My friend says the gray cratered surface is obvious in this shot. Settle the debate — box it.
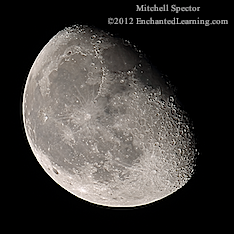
[23,25,197,207]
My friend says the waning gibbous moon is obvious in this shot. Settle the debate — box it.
[22,25,197,207]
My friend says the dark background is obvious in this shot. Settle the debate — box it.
[12,1,231,228]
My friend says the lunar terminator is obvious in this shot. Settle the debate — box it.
[23,25,197,207]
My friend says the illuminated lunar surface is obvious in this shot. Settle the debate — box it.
[23,25,197,207]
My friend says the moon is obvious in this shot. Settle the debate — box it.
[23,25,197,207]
